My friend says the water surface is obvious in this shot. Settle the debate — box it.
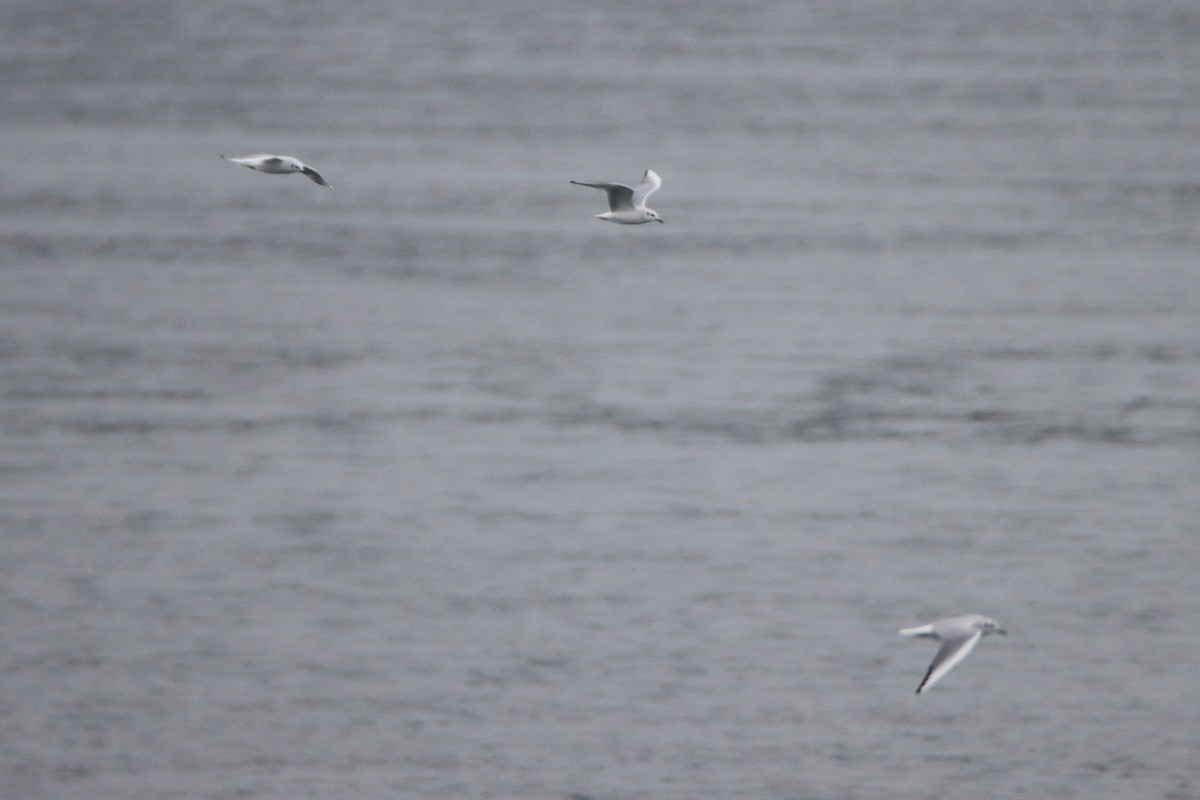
[1,2,1199,799]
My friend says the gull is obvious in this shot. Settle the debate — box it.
[570,169,664,224]
[899,614,1005,694]
[221,154,332,188]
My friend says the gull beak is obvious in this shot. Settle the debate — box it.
[657,218,665,223]
[996,628,1007,636]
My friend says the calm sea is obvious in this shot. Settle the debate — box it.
[1,1,1198,798]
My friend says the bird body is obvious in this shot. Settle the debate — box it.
[900,614,1005,694]
[221,154,331,187]
[571,169,663,224]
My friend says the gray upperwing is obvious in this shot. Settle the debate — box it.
[302,166,331,187]
[571,180,635,212]
[222,155,278,169]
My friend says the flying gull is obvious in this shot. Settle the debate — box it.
[899,614,1005,694]
[221,154,332,188]
[570,169,664,224]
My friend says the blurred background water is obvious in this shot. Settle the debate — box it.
[1,1,1199,798]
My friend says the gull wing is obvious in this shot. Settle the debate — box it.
[570,180,636,212]
[222,154,276,167]
[632,169,661,207]
[302,165,331,187]
[898,623,937,638]
[916,629,982,694]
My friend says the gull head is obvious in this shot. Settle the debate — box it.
[977,617,1006,636]
[644,209,664,224]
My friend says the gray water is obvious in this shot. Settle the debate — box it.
[2,1,1199,798]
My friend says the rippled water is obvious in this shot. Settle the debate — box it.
[2,1,1199,799]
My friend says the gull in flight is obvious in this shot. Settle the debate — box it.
[221,154,332,188]
[570,169,664,224]
[899,614,1005,694]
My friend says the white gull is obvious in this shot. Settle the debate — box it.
[221,154,332,188]
[899,614,1005,694]
[570,169,664,224]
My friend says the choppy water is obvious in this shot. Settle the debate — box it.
[2,1,1199,799]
